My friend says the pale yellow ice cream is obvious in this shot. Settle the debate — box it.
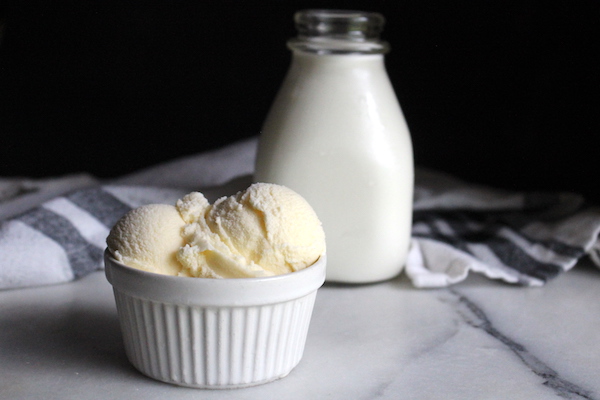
[106,204,185,276]
[106,183,325,278]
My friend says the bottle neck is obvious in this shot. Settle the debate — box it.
[288,9,390,55]
[287,37,389,55]
[289,50,385,69]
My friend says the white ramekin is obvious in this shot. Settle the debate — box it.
[104,250,326,389]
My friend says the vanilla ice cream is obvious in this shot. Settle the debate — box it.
[106,204,185,276]
[106,183,325,278]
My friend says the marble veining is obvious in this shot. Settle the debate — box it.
[445,289,595,400]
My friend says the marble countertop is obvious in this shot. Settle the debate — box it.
[2,260,599,400]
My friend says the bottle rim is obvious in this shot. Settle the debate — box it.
[294,9,385,40]
[290,9,389,55]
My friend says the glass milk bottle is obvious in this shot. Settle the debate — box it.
[254,9,414,283]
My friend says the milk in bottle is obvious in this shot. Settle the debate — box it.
[254,10,414,283]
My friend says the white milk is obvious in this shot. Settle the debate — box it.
[254,11,414,283]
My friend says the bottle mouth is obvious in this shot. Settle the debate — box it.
[294,9,385,41]
[290,9,389,55]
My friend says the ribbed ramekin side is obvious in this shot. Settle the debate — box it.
[112,290,318,388]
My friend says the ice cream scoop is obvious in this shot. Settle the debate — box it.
[106,183,325,278]
[106,203,185,276]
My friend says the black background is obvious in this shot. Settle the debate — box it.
[1,1,599,202]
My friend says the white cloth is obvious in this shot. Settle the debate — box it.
[407,169,600,287]
[1,137,599,290]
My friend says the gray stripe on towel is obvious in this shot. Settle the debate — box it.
[18,207,103,277]
[67,188,131,228]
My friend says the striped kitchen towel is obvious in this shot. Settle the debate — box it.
[406,168,600,288]
[1,137,599,289]
[0,185,190,289]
